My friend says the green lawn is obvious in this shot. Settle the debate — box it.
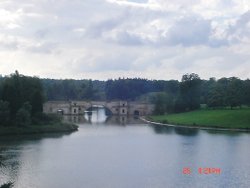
[150,109,250,129]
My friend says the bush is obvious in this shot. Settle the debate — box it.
[162,119,169,124]
[32,113,62,125]
[16,108,31,127]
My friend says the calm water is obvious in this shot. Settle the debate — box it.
[0,108,250,188]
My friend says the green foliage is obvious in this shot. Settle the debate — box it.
[243,79,250,105]
[31,90,43,115]
[83,80,95,100]
[179,73,202,111]
[0,100,10,126]
[0,71,44,126]
[0,72,78,135]
[1,71,44,117]
[32,113,62,125]
[16,107,31,127]
[227,77,243,108]
[207,83,225,107]
[105,78,179,101]
[1,71,250,122]
[43,79,104,101]
[0,122,78,136]
[207,77,245,109]
[153,92,174,115]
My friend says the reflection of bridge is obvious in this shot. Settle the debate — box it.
[62,115,143,125]
[43,101,155,116]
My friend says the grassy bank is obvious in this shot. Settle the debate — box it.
[0,122,78,136]
[150,109,250,129]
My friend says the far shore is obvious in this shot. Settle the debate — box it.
[143,109,250,132]
[0,123,78,136]
[141,117,250,132]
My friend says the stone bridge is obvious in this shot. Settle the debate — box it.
[43,101,155,116]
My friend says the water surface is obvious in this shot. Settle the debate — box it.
[1,108,250,188]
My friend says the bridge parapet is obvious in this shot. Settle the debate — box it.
[43,100,154,116]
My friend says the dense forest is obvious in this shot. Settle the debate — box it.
[0,71,61,127]
[1,71,250,121]
[40,73,250,114]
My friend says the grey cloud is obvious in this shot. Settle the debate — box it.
[127,0,148,3]
[108,30,144,45]
[26,42,58,54]
[166,16,212,46]
[207,38,228,48]
[71,52,137,73]
[85,16,125,38]
[0,41,18,50]
[227,11,250,42]
[0,0,250,80]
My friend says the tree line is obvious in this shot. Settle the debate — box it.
[153,73,250,114]
[1,71,250,121]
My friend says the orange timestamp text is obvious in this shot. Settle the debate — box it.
[182,167,221,175]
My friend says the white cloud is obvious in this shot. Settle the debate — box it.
[0,0,249,80]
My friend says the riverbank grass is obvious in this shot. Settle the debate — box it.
[0,122,78,136]
[150,109,250,129]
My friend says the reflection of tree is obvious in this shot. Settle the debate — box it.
[0,155,4,167]
[0,149,20,187]
[205,130,241,136]
[0,151,14,188]
[0,182,13,188]
[0,133,71,188]
[174,127,199,136]
[152,125,174,134]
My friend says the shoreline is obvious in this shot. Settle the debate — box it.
[0,123,78,136]
[140,117,250,132]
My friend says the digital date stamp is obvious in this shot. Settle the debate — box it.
[183,167,221,175]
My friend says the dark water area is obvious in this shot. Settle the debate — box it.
[1,108,250,188]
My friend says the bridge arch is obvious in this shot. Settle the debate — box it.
[43,101,154,116]
[134,110,140,116]
[85,105,113,116]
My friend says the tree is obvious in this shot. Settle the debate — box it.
[2,71,23,117]
[207,84,225,108]
[154,93,167,115]
[200,77,216,104]
[83,80,95,100]
[243,79,250,106]
[0,100,10,126]
[16,102,32,127]
[152,92,175,115]
[0,71,45,126]
[226,77,243,109]
[31,90,43,115]
[180,73,202,111]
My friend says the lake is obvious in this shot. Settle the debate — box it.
[1,108,250,188]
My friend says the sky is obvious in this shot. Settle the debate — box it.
[0,0,250,80]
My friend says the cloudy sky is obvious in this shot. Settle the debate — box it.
[0,0,250,80]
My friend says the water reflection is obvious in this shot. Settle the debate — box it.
[1,109,250,188]
[0,147,21,186]
[84,107,108,123]
[62,107,142,125]
[205,130,243,136]
[174,127,199,136]
[150,124,199,136]
[0,132,75,187]
[151,124,174,134]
